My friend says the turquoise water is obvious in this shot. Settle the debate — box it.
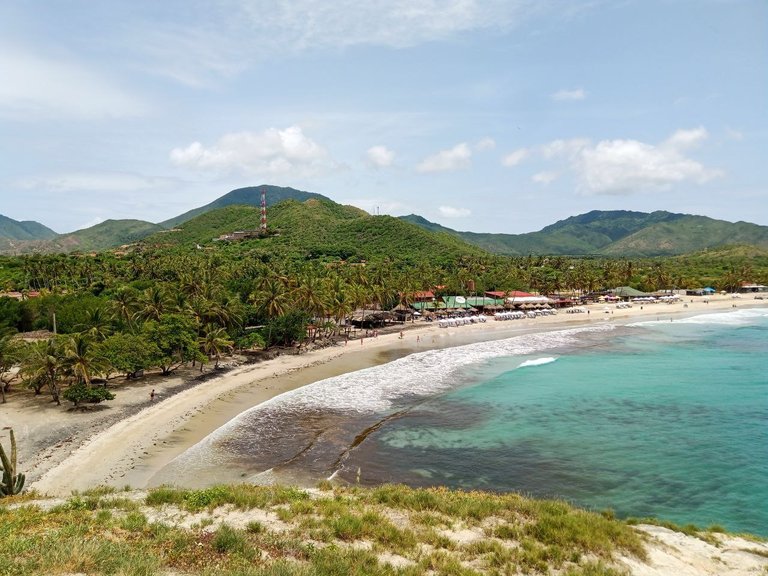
[160,308,768,535]
[363,310,768,535]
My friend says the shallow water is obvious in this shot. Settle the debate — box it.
[155,308,768,535]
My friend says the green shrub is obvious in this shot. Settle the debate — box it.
[62,383,115,407]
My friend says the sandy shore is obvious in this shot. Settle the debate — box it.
[2,293,761,497]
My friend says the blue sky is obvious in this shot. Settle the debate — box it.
[1,0,765,234]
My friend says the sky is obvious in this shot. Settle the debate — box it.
[1,0,766,234]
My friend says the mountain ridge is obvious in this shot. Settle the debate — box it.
[160,185,332,228]
[400,210,768,256]
[2,185,768,257]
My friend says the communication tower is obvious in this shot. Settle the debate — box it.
[260,189,267,231]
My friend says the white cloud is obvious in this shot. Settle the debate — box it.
[170,126,333,176]
[725,127,744,141]
[366,145,395,168]
[475,137,496,151]
[439,205,471,218]
[574,129,722,195]
[541,138,590,159]
[17,172,169,193]
[417,143,472,173]
[532,171,558,185]
[0,44,144,120]
[129,25,248,87]
[238,1,543,51]
[125,1,551,86]
[502,148,530,166]
[664,126,708,149]
[551,88,586,101]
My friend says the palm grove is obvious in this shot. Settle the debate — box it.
[0,236,764,406]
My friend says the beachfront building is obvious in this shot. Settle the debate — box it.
[739,283,768,294]
[686,287,716,296]
[608,286,652,301]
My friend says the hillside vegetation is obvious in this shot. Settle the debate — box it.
[0,220,164,255]
[0,215,58,247]
[401,210,768,256]
[161,185,332,228]
[1,483,648,575]
[147,199,487,264]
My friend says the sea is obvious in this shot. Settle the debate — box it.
[155,307,768,536]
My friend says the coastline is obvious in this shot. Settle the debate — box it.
[14,294,764,497]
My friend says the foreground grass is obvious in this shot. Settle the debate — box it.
[0,483,650,575]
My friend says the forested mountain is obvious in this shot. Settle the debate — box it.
[0,214,58,241]
[401,210,768,256]
[4,184,768,258]
[146,199,487,264]
[0,220,164,255]
[160,185,332,228]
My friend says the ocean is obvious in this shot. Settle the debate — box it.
[154,308,768,536]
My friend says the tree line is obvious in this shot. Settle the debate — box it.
[1,247,765,405]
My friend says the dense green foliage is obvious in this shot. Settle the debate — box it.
[145,199,488,265]
[161,184,333,228]
[61,382,115,406]
[0,214,57,241]
[401,210,768,256]
[0,219,165,255]
[1,195,767,408]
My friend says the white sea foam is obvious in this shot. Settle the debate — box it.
[518,357,557,368]
[180,324,615,456]
[628,307,768,328]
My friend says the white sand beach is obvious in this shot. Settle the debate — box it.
[2,293,762,497]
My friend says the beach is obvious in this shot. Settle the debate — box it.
[2,293,761,498]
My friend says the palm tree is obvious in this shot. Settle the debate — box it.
[199,325,234,369]
[135,285,168,322]
[295,273,328,322]
[64,333,109,387]
[110,286,138,329]
[81,307,112,341]
[0,332,22,404]
[251,276,290,319]
[21,338,65,405]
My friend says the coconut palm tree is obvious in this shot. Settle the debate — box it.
[199,325,234,369]
[135,285,168,323]
[64,333,109,387]
[251,276,290,319]
[0,332,23,404]
[110,286,138,329]
[21,338,65,405]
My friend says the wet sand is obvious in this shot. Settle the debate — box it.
[17,294,763,496]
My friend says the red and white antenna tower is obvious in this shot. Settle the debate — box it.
[260,189,267,231]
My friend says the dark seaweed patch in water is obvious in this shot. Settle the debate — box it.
[337,435,620,501]
[390,397,491,431]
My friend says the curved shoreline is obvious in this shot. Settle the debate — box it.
[26,295,766,496]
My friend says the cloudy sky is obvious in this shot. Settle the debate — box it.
[1,0,765,234]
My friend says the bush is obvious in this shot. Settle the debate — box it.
[62,383,115,407]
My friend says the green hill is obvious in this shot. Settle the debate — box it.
[160,185,332,228]
[0,214,58,241]
[52,219,165,252]
[401,210,768,256]
[146,199,487,263]
[0,219,164,254]
[602,215,768,256]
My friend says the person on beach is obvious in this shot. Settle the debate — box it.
[399,331,404,339]
[150,389,155,402]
